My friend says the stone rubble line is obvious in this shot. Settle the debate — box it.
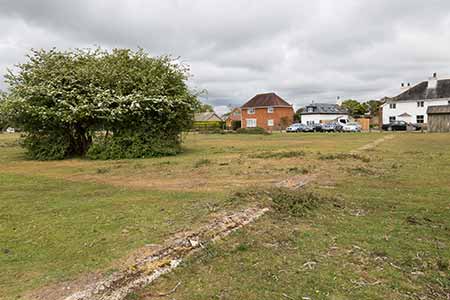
[64,206,270,300]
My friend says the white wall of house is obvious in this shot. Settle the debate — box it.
[301,114,349,125]
[382,98,450,124]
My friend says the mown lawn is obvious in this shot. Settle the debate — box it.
[1,132,449,300]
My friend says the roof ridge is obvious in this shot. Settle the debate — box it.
[241,92,292,108]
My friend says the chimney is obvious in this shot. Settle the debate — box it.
[400,82,409,92]
[428,73,438,89]
[336,96,342,106]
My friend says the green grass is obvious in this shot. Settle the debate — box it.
[132,133,450,300]
[0,173,228,298]
[1,132,449,300]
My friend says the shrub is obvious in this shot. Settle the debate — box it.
[319,152,370,162]
[249,151,305,159]
[270,188,323,217]
[0,48,197,160]
[87,132,181,160]
[236,127,269,135]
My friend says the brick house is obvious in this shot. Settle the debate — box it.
[241,92,294,130]
[224,108,241,129]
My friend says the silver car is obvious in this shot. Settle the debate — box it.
[342,122,362,132]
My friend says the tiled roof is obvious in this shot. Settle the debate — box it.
[194,112,223,122]
[241,92,292,108]
[392,79,450,101]
[300,103,348,115]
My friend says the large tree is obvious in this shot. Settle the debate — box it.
[365,100,382,116]
[341,99,368,117]
[0,48,198,160]
[0,92,7,131]
[294,108,305,122]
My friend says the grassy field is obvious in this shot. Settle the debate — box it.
[1,132,449,300]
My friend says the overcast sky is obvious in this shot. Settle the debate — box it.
[1,0,450,113]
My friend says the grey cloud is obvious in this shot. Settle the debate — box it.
[1,0,450,110]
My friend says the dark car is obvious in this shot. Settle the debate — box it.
[321,122,343,132]
[311,124,324,132]
[382,121,421,131]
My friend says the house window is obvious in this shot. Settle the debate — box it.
[416,115,424,123]
[389,116,396,122]
[448,100,450,105]
[246,119,257,128]
[247,108,255,115]
[389,103,396,109]
[267,107,274,113]
[417,101,424,107]
[307,107,314,113]
[306,121,315,126]
[233,110,240,116]
[267,119,274,126]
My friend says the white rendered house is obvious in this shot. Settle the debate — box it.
[381,74,450,125]
[299,103,349,126]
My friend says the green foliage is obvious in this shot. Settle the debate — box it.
[236,127,268,134]
[0,48,197,160]
[249,150,306,159]
[21,131,74,160]
[366,100,382,116]
[319,152,370,162]
[270,188,325,217]
[194,102,214,113]
[87,131,181,160]
[192,121,224,133]
[341,99,368,117]
[294,108,304,122]
[0,92,8,131]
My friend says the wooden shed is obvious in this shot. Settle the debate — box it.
[427,105,450,132]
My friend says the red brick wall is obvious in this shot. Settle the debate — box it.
[241,106,294,130]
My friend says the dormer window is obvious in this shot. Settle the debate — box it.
[307,107,314,113]
[248,108,255,114]
[267,106,274,113]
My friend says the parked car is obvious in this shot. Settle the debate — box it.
[321,122,343,132]
[382,121,421,131]
[6,127,15,133]
[342,122,362,132]
[311,124,324,132]
[286,123,314,132]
